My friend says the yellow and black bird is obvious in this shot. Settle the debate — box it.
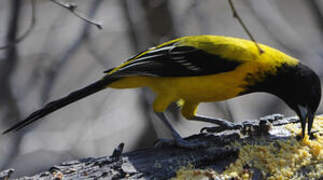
[3,35,321,148]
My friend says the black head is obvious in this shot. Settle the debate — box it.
[244,63,321,137]
[283,64,321,137]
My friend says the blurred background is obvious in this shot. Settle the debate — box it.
[0,0,323,177]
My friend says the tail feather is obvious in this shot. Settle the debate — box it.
[2,77,117,134]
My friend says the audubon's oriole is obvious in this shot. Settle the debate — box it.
[3,35,321,148]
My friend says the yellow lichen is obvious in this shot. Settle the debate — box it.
[172,166,219,180]
[173,116,323,180]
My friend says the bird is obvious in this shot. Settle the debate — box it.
[2,35,321,148]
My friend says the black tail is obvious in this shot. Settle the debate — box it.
[2,77,117,134]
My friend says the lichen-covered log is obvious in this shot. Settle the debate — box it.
[1,114,322,180]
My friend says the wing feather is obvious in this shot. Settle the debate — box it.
[107,43,243,77]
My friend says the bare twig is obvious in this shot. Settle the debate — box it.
[42,0,104,103]
[228,0,264,54]
[246,0,323,75]
[0,0,36,50]
[49,0,103,29]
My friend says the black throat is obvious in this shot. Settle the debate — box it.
[241,63,321,112]
[241,63,300,106]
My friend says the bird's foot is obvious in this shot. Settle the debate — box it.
[200,122,242,133]
[154,138,209,149]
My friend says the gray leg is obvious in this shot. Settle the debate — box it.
[155,112,182,140]
[155,112,208,149]
[193,115,242,133]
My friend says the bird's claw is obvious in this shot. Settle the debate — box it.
[200,126,222,133]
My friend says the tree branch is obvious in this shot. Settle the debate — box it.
[49,0,103,29]
[228,0,264,54]
[1,114,322,179]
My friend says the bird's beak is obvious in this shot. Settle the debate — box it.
[307,110,314,136]
[297,105,314,137]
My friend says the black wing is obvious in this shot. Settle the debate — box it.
[108,45,242,77]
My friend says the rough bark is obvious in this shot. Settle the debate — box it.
[1,114,321,180]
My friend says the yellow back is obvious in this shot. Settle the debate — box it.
[108,35,300,114]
